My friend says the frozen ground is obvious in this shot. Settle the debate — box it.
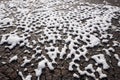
[0,0,120,80]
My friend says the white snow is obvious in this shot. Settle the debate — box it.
[1,62,6,64]
[9,55,18,63]
[113,41,120,47]
[35,55,54,80]
[91,54,109,69]
[21,56,31,67]
[73,73,79,78]
[0,0,120,79]
[35,60,46,80]
[96,67,107,79]
[0,34,24,49]
[103,48,111,56]
[85,64,95,72]
[0,18,14,28]
[18,71,32,80]
[114,54,120,67]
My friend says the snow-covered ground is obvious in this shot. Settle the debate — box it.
[0,0,120,80]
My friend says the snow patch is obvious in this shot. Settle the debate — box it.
[9,55,18,63]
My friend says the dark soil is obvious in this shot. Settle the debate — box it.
[0,0,120,80]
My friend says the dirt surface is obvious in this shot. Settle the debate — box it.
[84,0,120,6]
[0,0,120,80]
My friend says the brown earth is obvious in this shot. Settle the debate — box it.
[0,0,120,80]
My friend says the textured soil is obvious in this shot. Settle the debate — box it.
[0,0,120,80]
